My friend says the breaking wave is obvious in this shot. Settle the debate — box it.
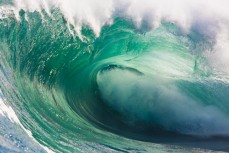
[1,0,229,152]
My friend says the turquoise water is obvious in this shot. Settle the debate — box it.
[1,8,229,152]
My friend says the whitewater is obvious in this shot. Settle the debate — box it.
[1,0,229,152]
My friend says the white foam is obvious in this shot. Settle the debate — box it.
[0,6,15,19]
[205,25,229,74]
[6,0,229,71]
[0,0,227,36]
[0,93,54,153]
[0,0,229,62]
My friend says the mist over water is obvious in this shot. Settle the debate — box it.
[1,0,229,152]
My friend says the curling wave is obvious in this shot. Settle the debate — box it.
[1,0,229,152]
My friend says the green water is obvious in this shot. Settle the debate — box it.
[1,9,229,152]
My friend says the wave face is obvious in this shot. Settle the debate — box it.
[1,0,229,152]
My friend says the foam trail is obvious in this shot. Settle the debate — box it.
[0,94,54,152]
[0,64,54,152]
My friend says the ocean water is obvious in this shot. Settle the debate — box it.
[1,0,229,152]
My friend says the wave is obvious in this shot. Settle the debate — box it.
[1,0,229,152]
